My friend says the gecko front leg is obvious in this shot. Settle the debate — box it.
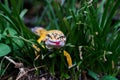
[63,50,74,68]
[32,27,47,59]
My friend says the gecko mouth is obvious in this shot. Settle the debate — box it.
[48,40,60,45]
[45,40,65,48]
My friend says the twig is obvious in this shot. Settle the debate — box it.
[4,56,25,80]
[16,65,46,80]
[4,56,23,68]
[79,46,83,60]
[4,56,16,64]
[39,73,48,78]
[4,56,45,80]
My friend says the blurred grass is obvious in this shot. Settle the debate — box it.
[0,0,120,79]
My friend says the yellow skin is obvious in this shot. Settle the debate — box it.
[32,27,73,68]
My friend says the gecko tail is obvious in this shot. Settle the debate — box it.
[31,27,47,36]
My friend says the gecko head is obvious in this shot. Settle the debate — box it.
[45,30,66,49]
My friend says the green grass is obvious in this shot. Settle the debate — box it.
[0,0,120,79]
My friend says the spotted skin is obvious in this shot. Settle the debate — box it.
[32,27,73,68]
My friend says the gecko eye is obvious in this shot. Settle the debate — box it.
[58,36,66,41]
[59,36,65,39]
[46,34,52,39]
